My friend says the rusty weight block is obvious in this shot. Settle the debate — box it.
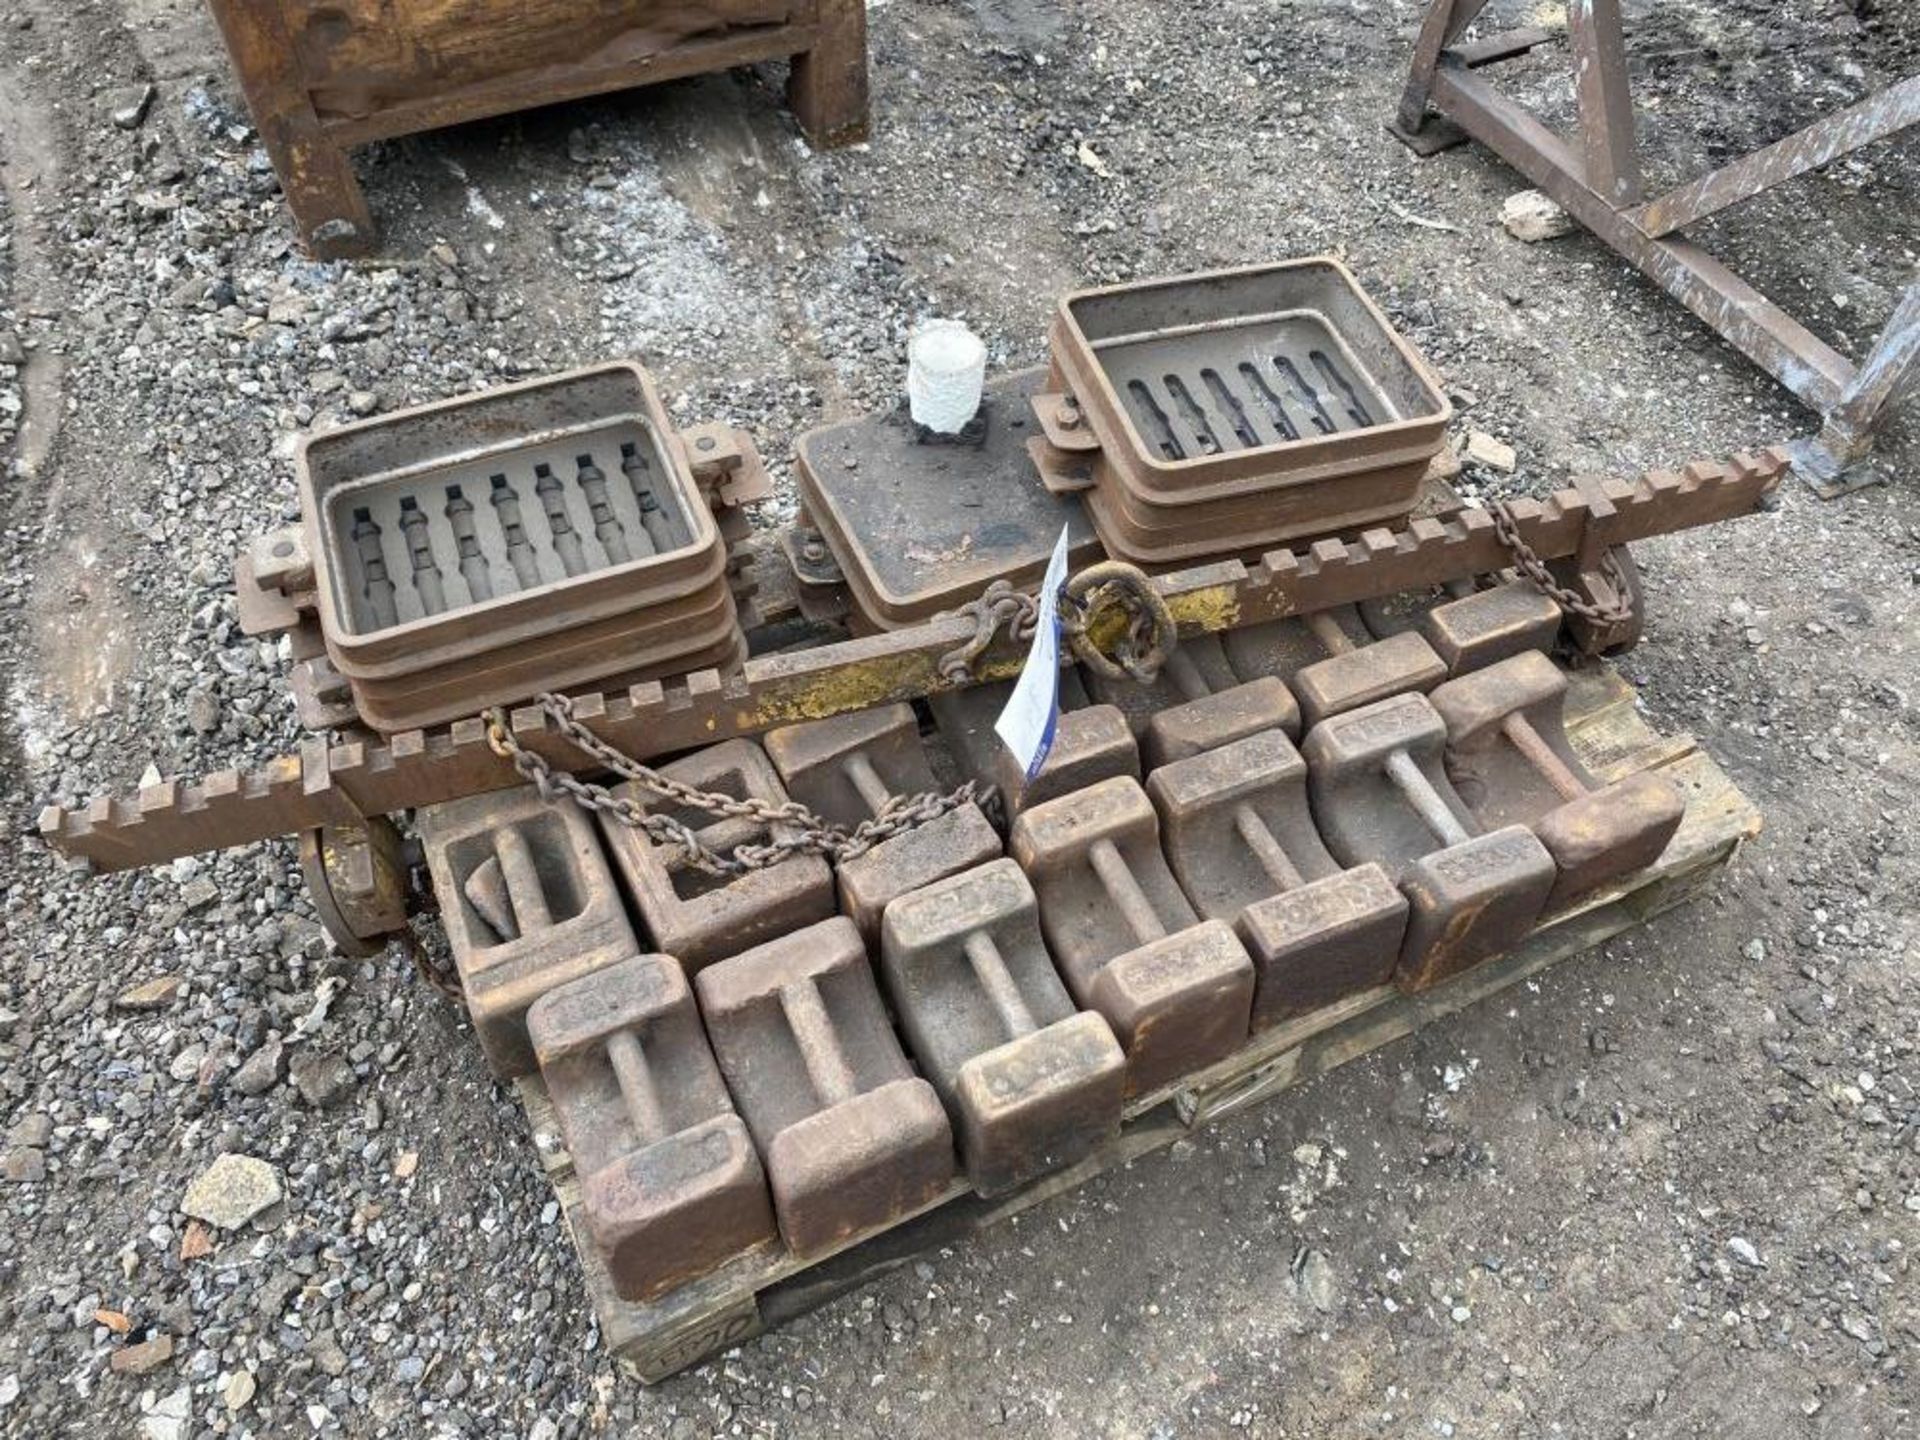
[1357,580,1563,677]
[1222,604,1361,679]
[598,739,835,972]
[1010,777,1254,1096]
[1419,581,1563,675]
[529,956,775,1302]
[1295,612,1446,728]
[1223,603,1446,726]
[1085,633,1301,770]
[695,917,956,1257]
[418,786,636,1078]
[1148,730,1409,1029]
[1084,631,1238,733]
[1430,651,1684,909]
[765,705,1001,939]
[1304,693,1556,992]
[930,680,1138,816]
[882,860,1126,1196]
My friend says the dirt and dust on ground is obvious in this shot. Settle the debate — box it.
[0,0,1916,1435]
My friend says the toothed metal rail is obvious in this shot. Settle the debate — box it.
[37,448,1785,875]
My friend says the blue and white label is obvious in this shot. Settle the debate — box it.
[994,524,1072,784]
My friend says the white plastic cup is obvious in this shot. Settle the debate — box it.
[907,320,987,434]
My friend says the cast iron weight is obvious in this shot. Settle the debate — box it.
[929,676,1139,818]
[1360,579,1565,677]
[596,739,836,972]
[695,917,957,1257]
[1429,650,1684,909]
[765,705,1001,939]
[1149,730,1410,1029]
[1303,693,1557,991]
[1010,776,1254,1095]
[1083,631,1302,770]
[1291,609,1448,729]
[881,859,1127,1196]
[416,786,638,1078]
[529,956,776,1302]
[1219,602,1446,729]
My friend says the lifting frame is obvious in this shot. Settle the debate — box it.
[1390,0,1920,494]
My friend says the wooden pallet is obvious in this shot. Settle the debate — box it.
[514,662,1760,1382]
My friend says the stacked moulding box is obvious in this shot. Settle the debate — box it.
[295,362,747,733]
[1028,258,1454,566]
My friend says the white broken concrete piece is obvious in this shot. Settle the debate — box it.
[181,1153,284,1229]
[1501,189,1574,243]
[1464,431,1517,473]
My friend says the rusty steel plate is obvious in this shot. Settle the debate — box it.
[796,369,1101,631]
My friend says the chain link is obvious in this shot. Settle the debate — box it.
[400,926,465,1002]
[486,693,997,877]
[937,580,1040,684]
[485,562,1173,876]
[1487,501,1637,626]
[936,560,1178,684]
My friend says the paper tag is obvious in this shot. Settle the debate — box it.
[994,525,1072,784]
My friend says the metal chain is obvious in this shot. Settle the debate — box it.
[485,693,997,877]
[483,561,1175,877]
[936,580,1040,684]
[400,926,464,1002]
[1487,501,1637,626]
[936,560,1178,684]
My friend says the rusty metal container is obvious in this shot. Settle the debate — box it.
[1029,259,1452,564]
[245,362,756,733]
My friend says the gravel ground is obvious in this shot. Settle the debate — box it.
[2,0,1917,1436]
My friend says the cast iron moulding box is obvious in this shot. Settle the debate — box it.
[1031,259,1452,565]
[272,362,752,732]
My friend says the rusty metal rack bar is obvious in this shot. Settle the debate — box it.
[36,451,1784,874]
[516,664,1761,1381]
[1390,1,1919,494]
